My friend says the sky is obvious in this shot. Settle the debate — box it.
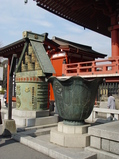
[0,0,111,58]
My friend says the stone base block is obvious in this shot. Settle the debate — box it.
[58,122,90,134]
[25,116,58,127]
[90,136,101,149]
[85,147,119,159]
[2,119,16,136]
[4,114,58,127]
[87,121,119,158]
[12,109,49,118]
[4,109,57,127]
[50,123,90,148]
[0,124,3,135]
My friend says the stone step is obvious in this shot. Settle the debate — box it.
[0,123,58,136]
[12,109,50,118]
[17,127,55,137]
[88,121,119,141]
[85,147,119,159]
[4,114,58,127]
[17,123,58,132]
[13,133,97,159]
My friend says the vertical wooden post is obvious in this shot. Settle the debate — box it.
[8,54,17,120]
[111,29,119,57]
[7,58,11,106]
[0,99,2,124]
[47,83,50,109]
[92,61,95,74]
[111,14,119,57]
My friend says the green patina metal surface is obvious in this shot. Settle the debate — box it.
[16,81,48,111]
[15,42,28,73]
[16,70,45,77]
[30,40,55,74]
[22,31,48,42]
[48,76,103,124]
[15,31,55,111]
[16,32,55,74]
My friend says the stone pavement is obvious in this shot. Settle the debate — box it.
[1,119,117,159]
[13,126,96,159]
[0,101,115,159]
[0,136,52,159]
[0,104,110,159]
[0,124,96,159]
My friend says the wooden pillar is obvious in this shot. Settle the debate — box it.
[47,83,50,109]
[111,29,119,57]
[7,58,11,105]
[8,54,17,120]
[111,14,119,57]
[0,99,2,124]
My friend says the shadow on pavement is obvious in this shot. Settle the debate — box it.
[0,135,16,147]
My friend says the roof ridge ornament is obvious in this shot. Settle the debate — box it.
[22,31,48,42]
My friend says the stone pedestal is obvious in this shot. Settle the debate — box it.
[50,122,90,148]
[4,109,58,127]
[85,121,119,159]
[2,119,16,136]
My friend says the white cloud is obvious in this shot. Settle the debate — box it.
[63,23,83,34]
[56,28,111,56]
[32,19,53,27]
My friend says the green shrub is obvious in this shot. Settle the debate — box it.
[0,89,6,94]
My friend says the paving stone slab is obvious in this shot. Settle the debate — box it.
[88,121,119,141]
[86,147,119,159]
[13,131,96,159]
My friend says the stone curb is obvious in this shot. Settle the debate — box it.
[12,129,96,159]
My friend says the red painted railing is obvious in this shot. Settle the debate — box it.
[62,57,119,76]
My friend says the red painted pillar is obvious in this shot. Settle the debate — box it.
[118,30,119,54]
[111,14,119,57]
[111,29,118,57]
